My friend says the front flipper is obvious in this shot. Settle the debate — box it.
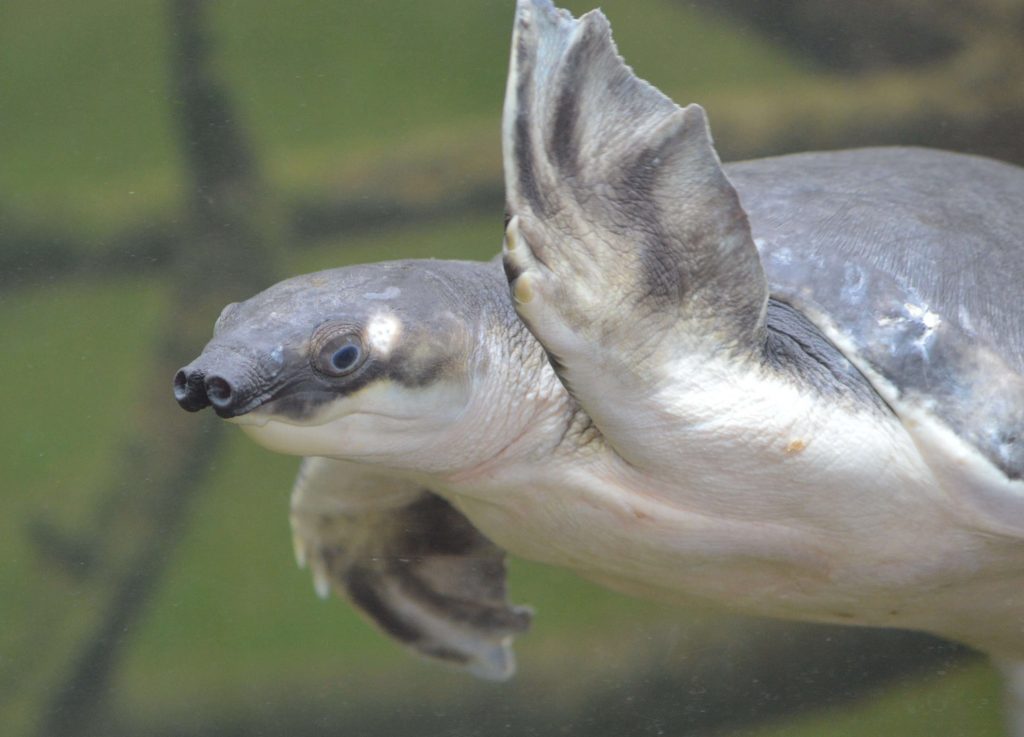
[502,1,769,456]
[290,457,532,680]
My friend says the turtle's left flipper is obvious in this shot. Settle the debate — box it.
[502,0,768,459]
[291,457,532,680]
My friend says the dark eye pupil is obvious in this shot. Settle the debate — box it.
[331,344,360,371]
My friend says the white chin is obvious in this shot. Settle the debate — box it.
[237,412,403,459]
[232,379,470,463]
[226,413,270,428]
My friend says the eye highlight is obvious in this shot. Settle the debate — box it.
[313,331,366,377]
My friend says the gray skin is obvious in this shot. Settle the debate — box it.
[175,0,1024,697]
[732,148,1024,481]
[176,260,520,421]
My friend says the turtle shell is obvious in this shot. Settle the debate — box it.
[728,147,1024,483]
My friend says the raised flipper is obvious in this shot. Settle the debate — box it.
[290,457,532,680]
[501,0,769,459]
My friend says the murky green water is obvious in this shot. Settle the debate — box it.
[2,1,1018,735]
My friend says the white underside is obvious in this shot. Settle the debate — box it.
[813,308,1024,539]
[436,351,1024,659]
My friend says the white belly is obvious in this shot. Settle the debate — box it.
[440,385,1024,658]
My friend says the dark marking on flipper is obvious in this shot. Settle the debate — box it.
[513,34,548,218]
[504,1,768,354]
[548,21,594,178]
[341,565,426,646]
[615,143,685,305]
[310,491,530,677]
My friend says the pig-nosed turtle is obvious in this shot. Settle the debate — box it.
[173,0,1024,685]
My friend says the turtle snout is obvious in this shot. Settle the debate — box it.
[173,359,266,418]
[173,365,248,416]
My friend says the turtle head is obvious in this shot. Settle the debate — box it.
[174,260,514,469]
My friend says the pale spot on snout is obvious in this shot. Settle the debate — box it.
[267,345,285,375]
[366,313,402,356]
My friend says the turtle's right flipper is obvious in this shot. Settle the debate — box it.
[291,457,532,680]
[501,0,770,460]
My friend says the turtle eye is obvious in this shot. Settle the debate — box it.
[331,344,360,371]
[315,332,366,377]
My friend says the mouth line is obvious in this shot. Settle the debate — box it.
[226,400,418,429]
[226,412,272,427]
[212,391,275,420]
[211,374,319,421]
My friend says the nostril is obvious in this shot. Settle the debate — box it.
[173,369,191,402]
[205,376,234,407]
[173,366,211,412]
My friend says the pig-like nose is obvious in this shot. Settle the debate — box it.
[173,366,211,412]
[174,361,260,417]
[203,374,236,410]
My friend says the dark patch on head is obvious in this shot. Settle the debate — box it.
[387,347,448,389]
[503,211,512,229]
[762,298,890,413]
[254,335,453,422]
[260,361,385,421]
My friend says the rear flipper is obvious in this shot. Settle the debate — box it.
[291,457,532,680]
